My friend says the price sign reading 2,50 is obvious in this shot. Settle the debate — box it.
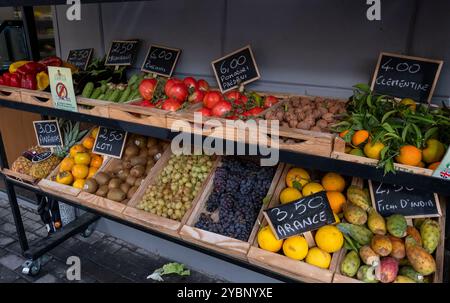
[112,42,134,55]
[220,55,247,74]
[93,127,127,159]
[98,128,124,142]
[381,58,421,74]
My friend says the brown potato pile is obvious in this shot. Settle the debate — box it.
[264,96,346,132]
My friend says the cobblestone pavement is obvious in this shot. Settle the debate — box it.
[0,195,223,283]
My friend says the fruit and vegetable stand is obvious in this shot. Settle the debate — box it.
[0,0,449,283]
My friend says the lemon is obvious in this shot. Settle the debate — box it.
[72,179,86,189]
[400,98,416,111]
[305,247,331,269]
[257,226,283,252]
[364,141,385,160]
[282,236,309,260]
[315,225,344,253]
[279,187,302,204]
[302,182,324,196]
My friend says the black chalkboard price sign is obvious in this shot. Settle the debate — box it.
[263,191,335,240]
[33,120,63,148]
[371,53,443,103]
[92,127,128,159]
[369,180,441,218]
[105,40,139,66]
[67,48,93,71]
[211,45,260,93]
[141,45,181,77]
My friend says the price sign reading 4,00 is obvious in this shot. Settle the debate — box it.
[141,45,181,77]
[263,191,335,240]
[93,127,128,159]
[105,40,139,66]
[67,48,93,71]
[33,120,63,148]
[212,45,260,93]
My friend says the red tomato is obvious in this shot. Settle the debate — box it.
[138,78,157,100]
[155,99,165,108]
[188,89,205,103]
[203,91,223,109]
[162,98,182,112]
[211,101,232,117]
[140,100,155,107]
[183,77,198,90]
[224,90,241,101]
[243,107,264,117]
[164,78,183,96]
[263,95,279,109]
[198,79,209,92]
[226,115,238,120]
[240,95,249,104]
[196,107,212,117]
[167,83,188,102]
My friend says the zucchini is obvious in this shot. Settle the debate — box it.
[81,82,94,98]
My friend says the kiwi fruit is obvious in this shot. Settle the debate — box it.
[83,178,98,193]
[139,147,148,157]
[109,161,123,174]
[130,156,147,166]
[147,138,157,148]
[94,172,111,186]
[146,158,155,167]
[122,198,130,205]
[122,160,132,169]
[108,178,122,190]
[107,188,126,202]
[133,136,147,148]
[120,182,131,194]
[130,165,145,178]
[145,165,153,175]
[117,168,130,181]
[124,144,139,157]
[134,177,144,186]
[126,175,137,186]
[127,186,138,199]
[147,146,160,157]
[96,184,109,197]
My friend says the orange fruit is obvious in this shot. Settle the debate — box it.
[364,141,385,160]
[90,154,103,168]
[88,167,98,178]
[302,182,324,196]
[59,157,75,172]
[55,171,73,185]
[422,139,445,164]
[72,164,89,179]
[321,172,346,192]
[72,179,86,189]
[305,247,331,269]
[74,152,91,165]
[69,144,86,158]
[257,226,283,252]
[352,130,369,146]
[282,236,309,261]
[279,187,303,204]
[396,145,422,166]
[285,168,310,189]
[90,127,99,139]
[326,191,346,214]
[400,98,416,111]
[339,130,350,138]
[417,161,425,168]
[315,225,344,253]
[428,162,441,170]
[82,137,95,150]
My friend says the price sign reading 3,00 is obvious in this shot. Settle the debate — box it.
[33,120,63,148]
[93,126,128,159]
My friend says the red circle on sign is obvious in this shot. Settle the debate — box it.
[56,82,68,98]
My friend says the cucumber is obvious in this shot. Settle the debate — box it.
[127,74,139,86]
[97,93,105,100]
[119,86,131,102]
[128,88,141,101]
[108,89,120,102]
[81,82,94,98]
[104,88,114,101]
[90,87,102,99]
[100,83,107,94]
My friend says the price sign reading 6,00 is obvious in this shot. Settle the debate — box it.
[92,126,128,159]
[212,45,260,93]
[141,45,181,77]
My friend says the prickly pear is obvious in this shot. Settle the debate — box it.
[337,223,373,246]
[346,186,371,211]
[359,245,380,266]
[394,275,415,283]
[367,208,386,235]
[420,219,440,254]
[343,203,367,225]
[399,266,424,283]
[340,250,360,277]
[386,214,407,238]
[371,235,392,256]
[375,257,399,283]
[357,265,378,283]
[389,236,405,259]
[405,236,436,275]
[406,226,422,247]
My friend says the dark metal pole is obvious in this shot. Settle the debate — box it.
[0,131,29,252]
[20,6,40,61]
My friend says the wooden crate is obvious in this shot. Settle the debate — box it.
[20,89,54,108]
[77,140,169,218]
[1,168,40,189]
[179,162,284,261]
[246,164,340,283]
[0,85,22,102]
[76,97,110,118]
[122,149,219,238]
[108,103,168,128]
[332,178,446,283]
[331,137,434,176]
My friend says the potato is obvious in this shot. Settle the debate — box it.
[288,119,298,128]
[297,122,310,130]
[323,112,334,122]
[316,119,328,129]
[310,126,322,132]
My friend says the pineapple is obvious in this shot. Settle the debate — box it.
[53,120,88,158]
[29,155,60,178]
[11,145,47,174]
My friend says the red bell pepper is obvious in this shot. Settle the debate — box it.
[15,62,46,76]
[9,73,22,87]
[20,74,37,90]
[0,76,5,86]
[39,56,63,67]
[2,72,12,86]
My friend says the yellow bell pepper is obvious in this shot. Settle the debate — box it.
[9,61,30,74]
[62,61,79,74]
[36,71,49,91]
